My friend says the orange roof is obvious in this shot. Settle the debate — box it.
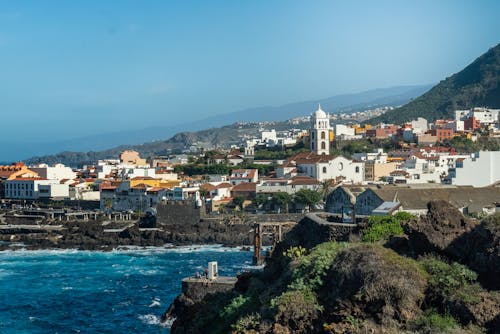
[231,182,257,192]
[131,176,156,180]
[290,152,335,164]
[216,182,232,189]
[290,176,320,186]
[12,177,47,181]
[200,183,217,191]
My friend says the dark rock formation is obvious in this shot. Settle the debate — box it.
[319,244,427,329]
[403,200,477,256]
[450,214,500,290]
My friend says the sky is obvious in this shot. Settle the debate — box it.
[0,0,499,156]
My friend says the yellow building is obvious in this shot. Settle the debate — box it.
[130,176,180,188]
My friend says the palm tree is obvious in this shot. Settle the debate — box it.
[320,179,336,201]
[272,192,292,213]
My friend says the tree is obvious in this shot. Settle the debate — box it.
[294,189,322,212]
[320,179,335,201]
[199,188,210,199]
[271,192,292,214]
[232,196,245,211]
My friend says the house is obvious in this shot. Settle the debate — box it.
[4,177,56,200]
[354,185,500,216]
[230,169,259,185]
[325,186,365,214]
[256,176,320,195]
[0,162,40,198]
[30,163,76,181]
[451,151,500,187]
[230,182,257,200]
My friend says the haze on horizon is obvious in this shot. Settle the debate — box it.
[1,0,499,161]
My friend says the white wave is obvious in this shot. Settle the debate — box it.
[139,269,159,276]
[138,314,170,327]
[61,286,73,290]
[0,244,250,256]
[149,298,161,308]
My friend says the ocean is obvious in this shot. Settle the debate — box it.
[0,245,254,334]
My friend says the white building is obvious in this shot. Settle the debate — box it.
[4,177,55,200]
[38,184,70,199]
[297,155,364,183]
[451,151,500,187]
[473,108,500,126]
[30,163,76,181]
[261,129,277,144]
[410,117,428,134]
[310,104,331,155]
[230,169,259,185]
[352,149,388,163]
[335,124,356,139]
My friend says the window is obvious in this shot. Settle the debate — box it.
[338,162,343,171]
[321,141,326,150]
[323,167,327,174]
[321,131,325,139]
[311,132,315,140]
[311,142,315,150]
[355,166,360,173]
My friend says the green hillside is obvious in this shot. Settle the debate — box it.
[370,43,500,124]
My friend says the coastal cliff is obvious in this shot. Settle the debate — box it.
[166,201,500,334]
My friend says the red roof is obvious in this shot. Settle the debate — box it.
[231,182,257,192]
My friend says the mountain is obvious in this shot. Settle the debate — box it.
[5,84,431,162]
[369,43,500,124]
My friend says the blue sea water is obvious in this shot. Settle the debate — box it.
[0,245,254,334]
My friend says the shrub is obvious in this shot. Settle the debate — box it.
[270,289,322,333]
[231,313,261,333]
[362,215,404,242]
[283,245,307,260]
[289,242,349,291]
[220,295,251,319]
[419,256,478,299]
[415,308,460,333]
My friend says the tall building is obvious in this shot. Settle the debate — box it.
[310,104,331,155]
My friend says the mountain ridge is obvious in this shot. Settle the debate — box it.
[369,43,500,124]
[15,84,430,163]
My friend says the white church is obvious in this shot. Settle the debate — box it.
[282,105,364,183]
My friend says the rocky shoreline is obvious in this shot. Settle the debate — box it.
[165,201,500,334]
[0,215,257,251]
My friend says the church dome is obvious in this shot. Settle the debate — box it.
[313,104,327,118]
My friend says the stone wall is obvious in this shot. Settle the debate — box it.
[181,277,238,303]
[156,200,206,225]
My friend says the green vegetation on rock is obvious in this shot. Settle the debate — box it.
[362,212,414,242]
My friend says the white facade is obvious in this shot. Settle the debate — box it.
[410,117,428,134]
[335,124,355,137]
[310,104,331,155]
[38,184,70,199]
[473,108,500,125]
[451,151,500,187]
[261,129,277,143]
[30,163,76,181]
[298,156,364,183]
[4,178,54,199]
[352,149,388,163]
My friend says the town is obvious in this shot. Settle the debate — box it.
[1,105,499,221]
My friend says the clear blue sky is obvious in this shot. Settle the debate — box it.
[0,0,499,144]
